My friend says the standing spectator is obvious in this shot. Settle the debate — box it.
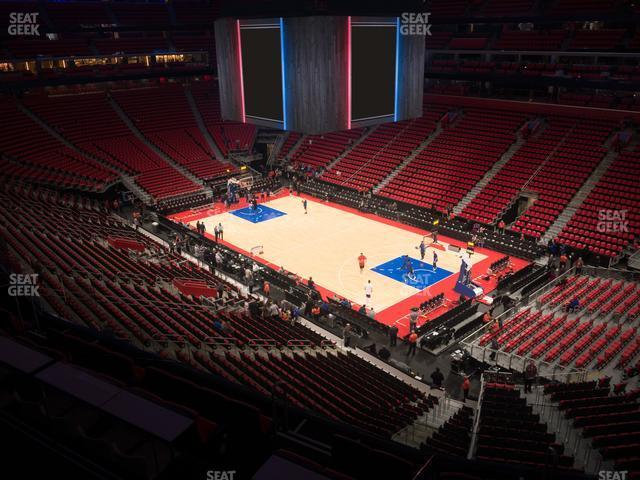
[263,280,270,297]
[407,331,418,357]
[217,223,224,241]
[559,252,568,271]
[268,301,280,320]
[575,256,584,275]
[409,307,419,333]
[389,325,398,346]
[498,219,506,234]
[430,367,444,388]
[489,337,499,360]
[524,361,537,393]
[343,323,352,348]
[245,267,254,293]
[308,277,315,289]
[462,376,470,402]
[291,305,300,325]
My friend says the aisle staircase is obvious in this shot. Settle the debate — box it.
[184,85,225,161]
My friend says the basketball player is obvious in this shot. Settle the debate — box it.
[302,199,308,214]
[402,255,415,280]
[358,252,367,273]
[419,239,426,260]
[432,251,438,272]
[364,280,373,306]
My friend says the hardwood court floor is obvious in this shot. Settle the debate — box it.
[195,195,488,313]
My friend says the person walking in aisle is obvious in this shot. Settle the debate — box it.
[343,323,352,348]
[524,361,537,393]
[462,376,470,402]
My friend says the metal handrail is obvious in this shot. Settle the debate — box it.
[248,338,277,348]
[286,339,313,348]
[467,373,486,460]
[203,336,239,347]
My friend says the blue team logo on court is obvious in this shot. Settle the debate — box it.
[230,205,287,223]
[372,256,452,290]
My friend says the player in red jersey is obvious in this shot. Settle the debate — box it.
[358,253,367,273]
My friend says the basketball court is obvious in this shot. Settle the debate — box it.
[171,192,531,335]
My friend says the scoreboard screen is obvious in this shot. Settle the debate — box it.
[350,21,397,122]
[239,21,284,124]
[216,16,422,133]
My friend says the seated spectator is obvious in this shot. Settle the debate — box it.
[567,297,580,313]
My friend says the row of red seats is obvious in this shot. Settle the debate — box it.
[188,80,257,156]
[277,132,302,160]
[557,149,640,257]
[478,387,575,469]
[290,129,364,170]
[322,115,439,191]
[380,107,525,211]
[545,380,640,467]
[0,98,118,190]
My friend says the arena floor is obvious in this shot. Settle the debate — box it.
[171,192,531,335]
